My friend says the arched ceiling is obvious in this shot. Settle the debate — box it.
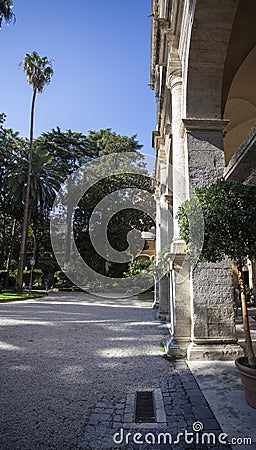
[186,0,238,119]
[223,0,256,163]
[224,47,256,163]
[222,0,256,114]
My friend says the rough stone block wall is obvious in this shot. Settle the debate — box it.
[192,259,236,343]
[186,129,237,347]
[187,132,225,190]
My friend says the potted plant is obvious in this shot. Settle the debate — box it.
[178,179,256,407]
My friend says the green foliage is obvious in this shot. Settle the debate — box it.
[21,51,53,94]
[86,128,143,157]
[178,179,256,267]
[54,270,67,282]
[124,259,154,290]
[0,125,154,283]
[0,291,45,300]
[9,144,64,211]
[0,0,15,28]
[245,286,255,306]
[178,179,256,366]
[12,269,43,286]
[124,259,151,277]
[0,270,15,287]
[74,129,154,278]
[178,195,203,263]
[35,127,96,176]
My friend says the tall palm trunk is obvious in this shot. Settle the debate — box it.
[16,88,36,290]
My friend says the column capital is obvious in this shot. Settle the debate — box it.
[167,68,182,90]
[166,45,182,90]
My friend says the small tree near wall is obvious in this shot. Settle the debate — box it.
[178,179,256,367]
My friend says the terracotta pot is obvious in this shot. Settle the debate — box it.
[235,356,256,408]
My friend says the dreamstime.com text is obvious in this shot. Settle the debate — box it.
[113,424,253,446]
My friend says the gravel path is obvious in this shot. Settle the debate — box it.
[0,291,170,449]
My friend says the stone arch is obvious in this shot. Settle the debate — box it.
[186,0,239,119]
[222,0,256,163]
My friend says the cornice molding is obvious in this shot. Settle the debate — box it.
[182,118,230,133]
[152,130,165,150]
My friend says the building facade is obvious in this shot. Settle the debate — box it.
[150,0,256,359]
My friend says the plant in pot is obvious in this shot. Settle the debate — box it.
[178,179,256,408]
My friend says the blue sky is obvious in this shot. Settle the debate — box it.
[0,0,156,155]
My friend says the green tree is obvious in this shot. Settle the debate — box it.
[0,0,15,28]
[17,51,53,290]
[35,127,96,176]
[74,129,154,278]
[0,120,23,271]
[35,127,99,264]
[178,179,256,367]
[9,144,63,273]
[9,145,63,215]
[124,259,151,277]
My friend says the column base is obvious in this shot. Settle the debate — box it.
[164,335,190,359]
[187,341,244,361]
[164,335,244,361]
[157,309,169,321]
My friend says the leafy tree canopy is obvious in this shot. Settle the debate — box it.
[35,127,97,176]
[73,129,154,277]
[178,179,256,267]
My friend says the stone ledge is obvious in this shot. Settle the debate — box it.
[183,118,229,133]
[187,342,244,361]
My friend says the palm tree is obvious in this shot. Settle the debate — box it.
[0,0,15,28]
[0,126,21,270]
[10,145,63,215]
[10,145,63,284]
[16,51,53,290]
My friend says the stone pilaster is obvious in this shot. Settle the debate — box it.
[165,255,192,358]
[183,118,243,360]
[155,153,171,320]
[157,275,170,320]
[167,69,186,242]
[153,186,161,307]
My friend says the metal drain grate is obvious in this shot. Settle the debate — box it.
[135,391,155,423]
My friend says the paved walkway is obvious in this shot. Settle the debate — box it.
[0,291,254,449]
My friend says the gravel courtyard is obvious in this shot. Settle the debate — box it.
[0,291,171,449]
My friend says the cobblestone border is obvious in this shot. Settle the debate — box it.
[77,360,231,450]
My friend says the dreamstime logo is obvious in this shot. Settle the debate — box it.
[113,422,253,447]
[113,422,232,446]
[50,152,204,297]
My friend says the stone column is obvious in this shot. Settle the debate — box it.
[153,186,161,307]
[167,69,186,245]
[164,254,192,358]
[183,119,243,360]
[158,187,170,320]
[154,157,170,320]
[162,66,192,354]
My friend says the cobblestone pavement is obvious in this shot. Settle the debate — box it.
[77,360,230,450]
[0,291,231,449]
